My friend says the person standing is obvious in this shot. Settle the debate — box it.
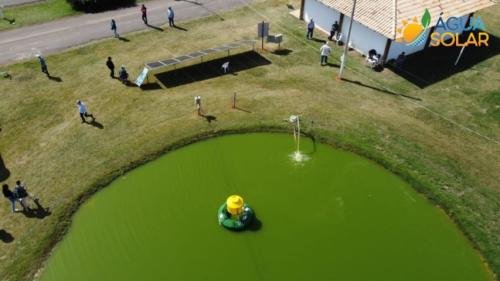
[320,42,331,66]
[76,100,96,123]
[111,19,119,38]
[106,57,115,78]
[36,55,49,77]
[194,96,202,116]
[167,7,175,27]
[2,184,17,212]
[307,19,315,39]
[329,21,339,40]
[118,65,129,85]
[141,4,148,25]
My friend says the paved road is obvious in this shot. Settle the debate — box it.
[3,0,41,7]
[0,0,250,65]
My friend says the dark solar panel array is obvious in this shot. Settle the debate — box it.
[145,40,256,70]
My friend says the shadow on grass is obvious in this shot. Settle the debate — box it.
[310,37,326,43]
[2,18,15,25]
[118,36,130,42]
[324,62,339,68]
[146,24,164,32]
[140,83,162,91]
[202,114,217,123]
[341,78,422,101]
[76,1,137,13]
[155,51,271,88]
[0,229,14,243]
[0,154,10,182]
[272,49,293,56]
[22,199,51,220]
[86,120,104,129]
[387,31,500,88]
[48,75,62,82]
[173,25,188,31]
[233,106,251,113]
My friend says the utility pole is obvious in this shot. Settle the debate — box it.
[0,0,4,20]
[338,0,357,79]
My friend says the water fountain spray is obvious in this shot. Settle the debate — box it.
[289,115,300,152]
[288,115,308,163]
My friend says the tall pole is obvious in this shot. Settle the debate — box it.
[338,0,357,79]
[454,44,466,66]
[261,21,264,51]
[0,0,4,20]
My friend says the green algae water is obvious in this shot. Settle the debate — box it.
[39,133,491,281]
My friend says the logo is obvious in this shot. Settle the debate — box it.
[397,9,490,47]
[396,9,431,46]
[429,14,489,47]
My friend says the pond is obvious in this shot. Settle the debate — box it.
[39,133,491,281]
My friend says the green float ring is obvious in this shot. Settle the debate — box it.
[218,203,254,230]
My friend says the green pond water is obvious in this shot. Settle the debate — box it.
[39,133,491,281]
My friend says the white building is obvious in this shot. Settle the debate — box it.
[299,0,495,62]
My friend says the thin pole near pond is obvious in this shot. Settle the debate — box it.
[338,0,357,79]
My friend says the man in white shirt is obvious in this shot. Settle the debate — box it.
[307,19,315,39]
[194,96,202,116]
[76,100,96,123]
[320,42,332,66]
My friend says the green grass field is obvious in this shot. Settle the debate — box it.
[0,0,499,280]
[0,0,78,31]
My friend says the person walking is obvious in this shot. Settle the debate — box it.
[307,19,315,39]
[194,96,202,116]
[141,4,148,25]
[36,55,49,77]
[118,65,129,85]
[111,19,119,38]
[167,7,175,27]
[106,57,115,78]
[14,180,35,211]
[320,42,331,66]
[76,100,96,123]
[329,21,339,40]
[2,184,17,212]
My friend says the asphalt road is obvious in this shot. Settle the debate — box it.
[3,0,41,7]
[0,0,250,65]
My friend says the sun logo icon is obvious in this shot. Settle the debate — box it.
[397,9,431,46]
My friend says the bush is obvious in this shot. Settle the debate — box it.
[67,0,137,12]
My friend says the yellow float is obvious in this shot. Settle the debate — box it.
[218,195,254,230]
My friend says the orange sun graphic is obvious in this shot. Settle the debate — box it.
[397,16,424,43]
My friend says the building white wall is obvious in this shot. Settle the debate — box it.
[341,15,388,57]
[302,0,472,62]
[303,0,387,58]
[387,37,427,60]
[303,0,341,35]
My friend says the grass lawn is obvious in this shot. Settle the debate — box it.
[0,0,79,31]
[0,0,499,280]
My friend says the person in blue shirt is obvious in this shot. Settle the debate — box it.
[167,7,175,27]
[307,19,315,39]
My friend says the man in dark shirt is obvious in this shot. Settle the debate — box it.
[37,55,50,77]
[329,21,339,40]
[141,4,148,25]
[106,57,115,78]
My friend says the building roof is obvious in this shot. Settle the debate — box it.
[317,0,496,39]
